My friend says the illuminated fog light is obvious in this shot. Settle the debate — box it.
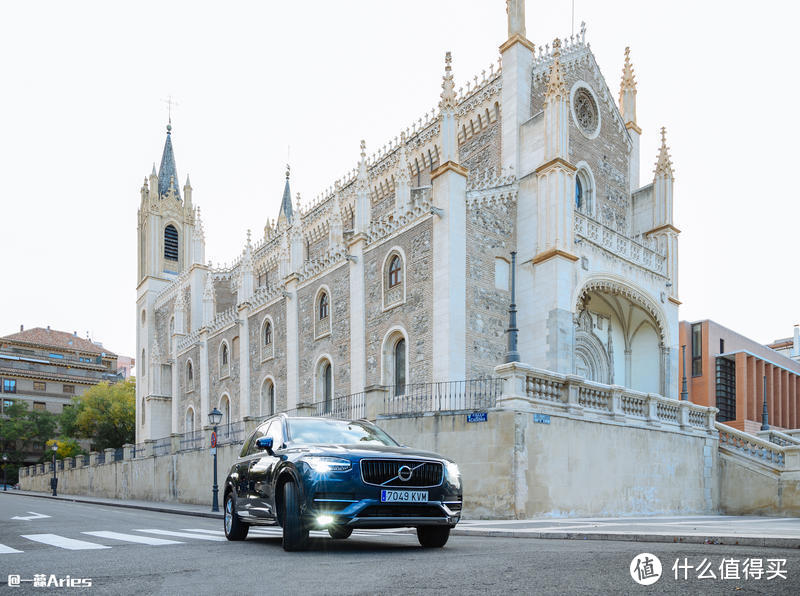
[317,515,334,526]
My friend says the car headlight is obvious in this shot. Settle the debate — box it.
[304,457,352,473]
[445,461,460,480]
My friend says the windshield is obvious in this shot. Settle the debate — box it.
[287,418,399,447]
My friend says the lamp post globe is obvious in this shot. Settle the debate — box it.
[208,407,222,512]
[51,442,58,497]
[2,453,7,492]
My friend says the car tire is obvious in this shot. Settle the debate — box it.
[328,526,353,540]
[224,492,249,541]
[282,481,309,551]
[416,525,450,548]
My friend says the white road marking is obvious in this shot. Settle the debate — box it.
[82,531,184,545]
[134,529,226,541]
[11,512,51,521]
[0,544,24,554]
[21,534,110,550]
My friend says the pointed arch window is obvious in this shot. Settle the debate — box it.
[264,321,272,346]
[394,338,406,395]
[164,225,179,261]
[319,292,329,320]
[185,407,195,433]
[388,255,402,288]
[261,378,276,417]
[186,360,194,392]
[575,177,583,209]
[141,398,146,426]
[322,361,332,413]
[219,341,230,378]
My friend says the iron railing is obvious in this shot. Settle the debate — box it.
[313,392,366,419]
[57,460,64,470]
[132,443,147,458]
[82,455,89,466]
[152,437,171,457]
[113,448,124,462]
[179,430,204,451]
[96,452,105,465]
[216,421,245,446]
[384,378,502,415]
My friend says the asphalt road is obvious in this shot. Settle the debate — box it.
[2,493,799,595]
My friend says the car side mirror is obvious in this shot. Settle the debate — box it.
[256,437,274,453]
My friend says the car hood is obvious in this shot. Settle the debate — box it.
[286,443,451,462]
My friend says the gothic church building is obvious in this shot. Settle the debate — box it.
[136,1,680,441]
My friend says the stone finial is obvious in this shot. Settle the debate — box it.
[654,127,674,178]
[544,39,567,101]
[194,206,205,240]
[203,274,215,300]
[506,0,526,38]
[285,164,290,179]
[619,46,637,101]
[185,174,192,189]
[439,52,457,112]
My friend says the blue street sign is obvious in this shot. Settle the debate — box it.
[533,413,551,424]
[466,412,488,423]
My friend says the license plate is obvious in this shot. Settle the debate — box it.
[380,489,428,503]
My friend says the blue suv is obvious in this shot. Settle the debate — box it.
[223,415,462,550]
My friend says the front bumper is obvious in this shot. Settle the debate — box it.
[304,498,462,529]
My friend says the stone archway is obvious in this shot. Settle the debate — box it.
[575,278,668,395]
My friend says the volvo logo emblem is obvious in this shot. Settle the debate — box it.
[397,465,413,482]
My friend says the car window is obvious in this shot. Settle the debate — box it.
[287,418,398,446]
[239,431,256,458]
[266,419,284,449]
[246,422,272,456]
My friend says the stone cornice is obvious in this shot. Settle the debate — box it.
[646,224,681,236]
[625,121,642,135]
[499,33,535,54]
[531,248,579,265]
[535,157,577,175]
[431,161,468,181]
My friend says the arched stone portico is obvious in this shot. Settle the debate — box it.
[574,277,670,396]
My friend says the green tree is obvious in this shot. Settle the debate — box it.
[45,437,84,460]
[70,378,135,450]
[0,399,58,482]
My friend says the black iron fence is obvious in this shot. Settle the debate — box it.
[96,452,105,465]
[384,378,502,415]
[216,421,245,446]
[312,392,366,419]
[179,430,204,451]
[132,443,147,458]
[114,448,124,462]
[152,437,171,457]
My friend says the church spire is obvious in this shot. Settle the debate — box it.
[439,52,459,163]
[619,47,637,124]
[654,127,674,179]
[157,123,181,200]
[277,165,293,226]
[543,38,569,162]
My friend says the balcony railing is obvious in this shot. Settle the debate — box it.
[312,392,366,419]
[216,421,245,446]
[152,437,171,457]
[179,430,204,451]
[384,379,502,415]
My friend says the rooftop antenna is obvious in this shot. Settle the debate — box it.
[161,96,179,126]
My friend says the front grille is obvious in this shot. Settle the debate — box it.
[360,459,443,487]
[359,505,444,517]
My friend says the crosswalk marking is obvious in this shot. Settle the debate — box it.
[21,534,110,550]
[0,544,24,554]
[133,529,226,541]
[82,531,184,545]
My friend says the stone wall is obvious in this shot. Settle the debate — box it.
[248,299,289,416]
[465,197,517,378]
[364,219,434,386]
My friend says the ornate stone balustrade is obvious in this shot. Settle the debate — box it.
[153,269,190,311]
[574,212,666,276]
[366,188,433,246]
[757,429,800,447]
[177,328,203,353]
[206,307,237,336]
[717,423,794,469]
[494,362,717,434]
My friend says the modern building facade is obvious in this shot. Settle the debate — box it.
[136,0,681,441]
[0,326,124,463]
[679,319,800,433]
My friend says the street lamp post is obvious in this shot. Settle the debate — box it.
[50,443,58,496]
[505,251,520,363]
[208,407,223,512]
[761,375,770,431]
[680,345,688,401]
[2,454,7,491]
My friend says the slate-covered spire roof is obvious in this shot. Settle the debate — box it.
[158,124,181,200]
[278,165,293,224]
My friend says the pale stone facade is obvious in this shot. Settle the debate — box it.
[135,1,680,442]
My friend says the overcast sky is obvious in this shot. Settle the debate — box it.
[1,1,798,362]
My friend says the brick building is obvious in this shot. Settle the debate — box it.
[678,319,800,433]
[137,1,683,441]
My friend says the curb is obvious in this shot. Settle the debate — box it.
[1,490,223,520]
[450,528,800,550]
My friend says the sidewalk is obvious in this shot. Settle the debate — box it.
[5,490,800,548]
